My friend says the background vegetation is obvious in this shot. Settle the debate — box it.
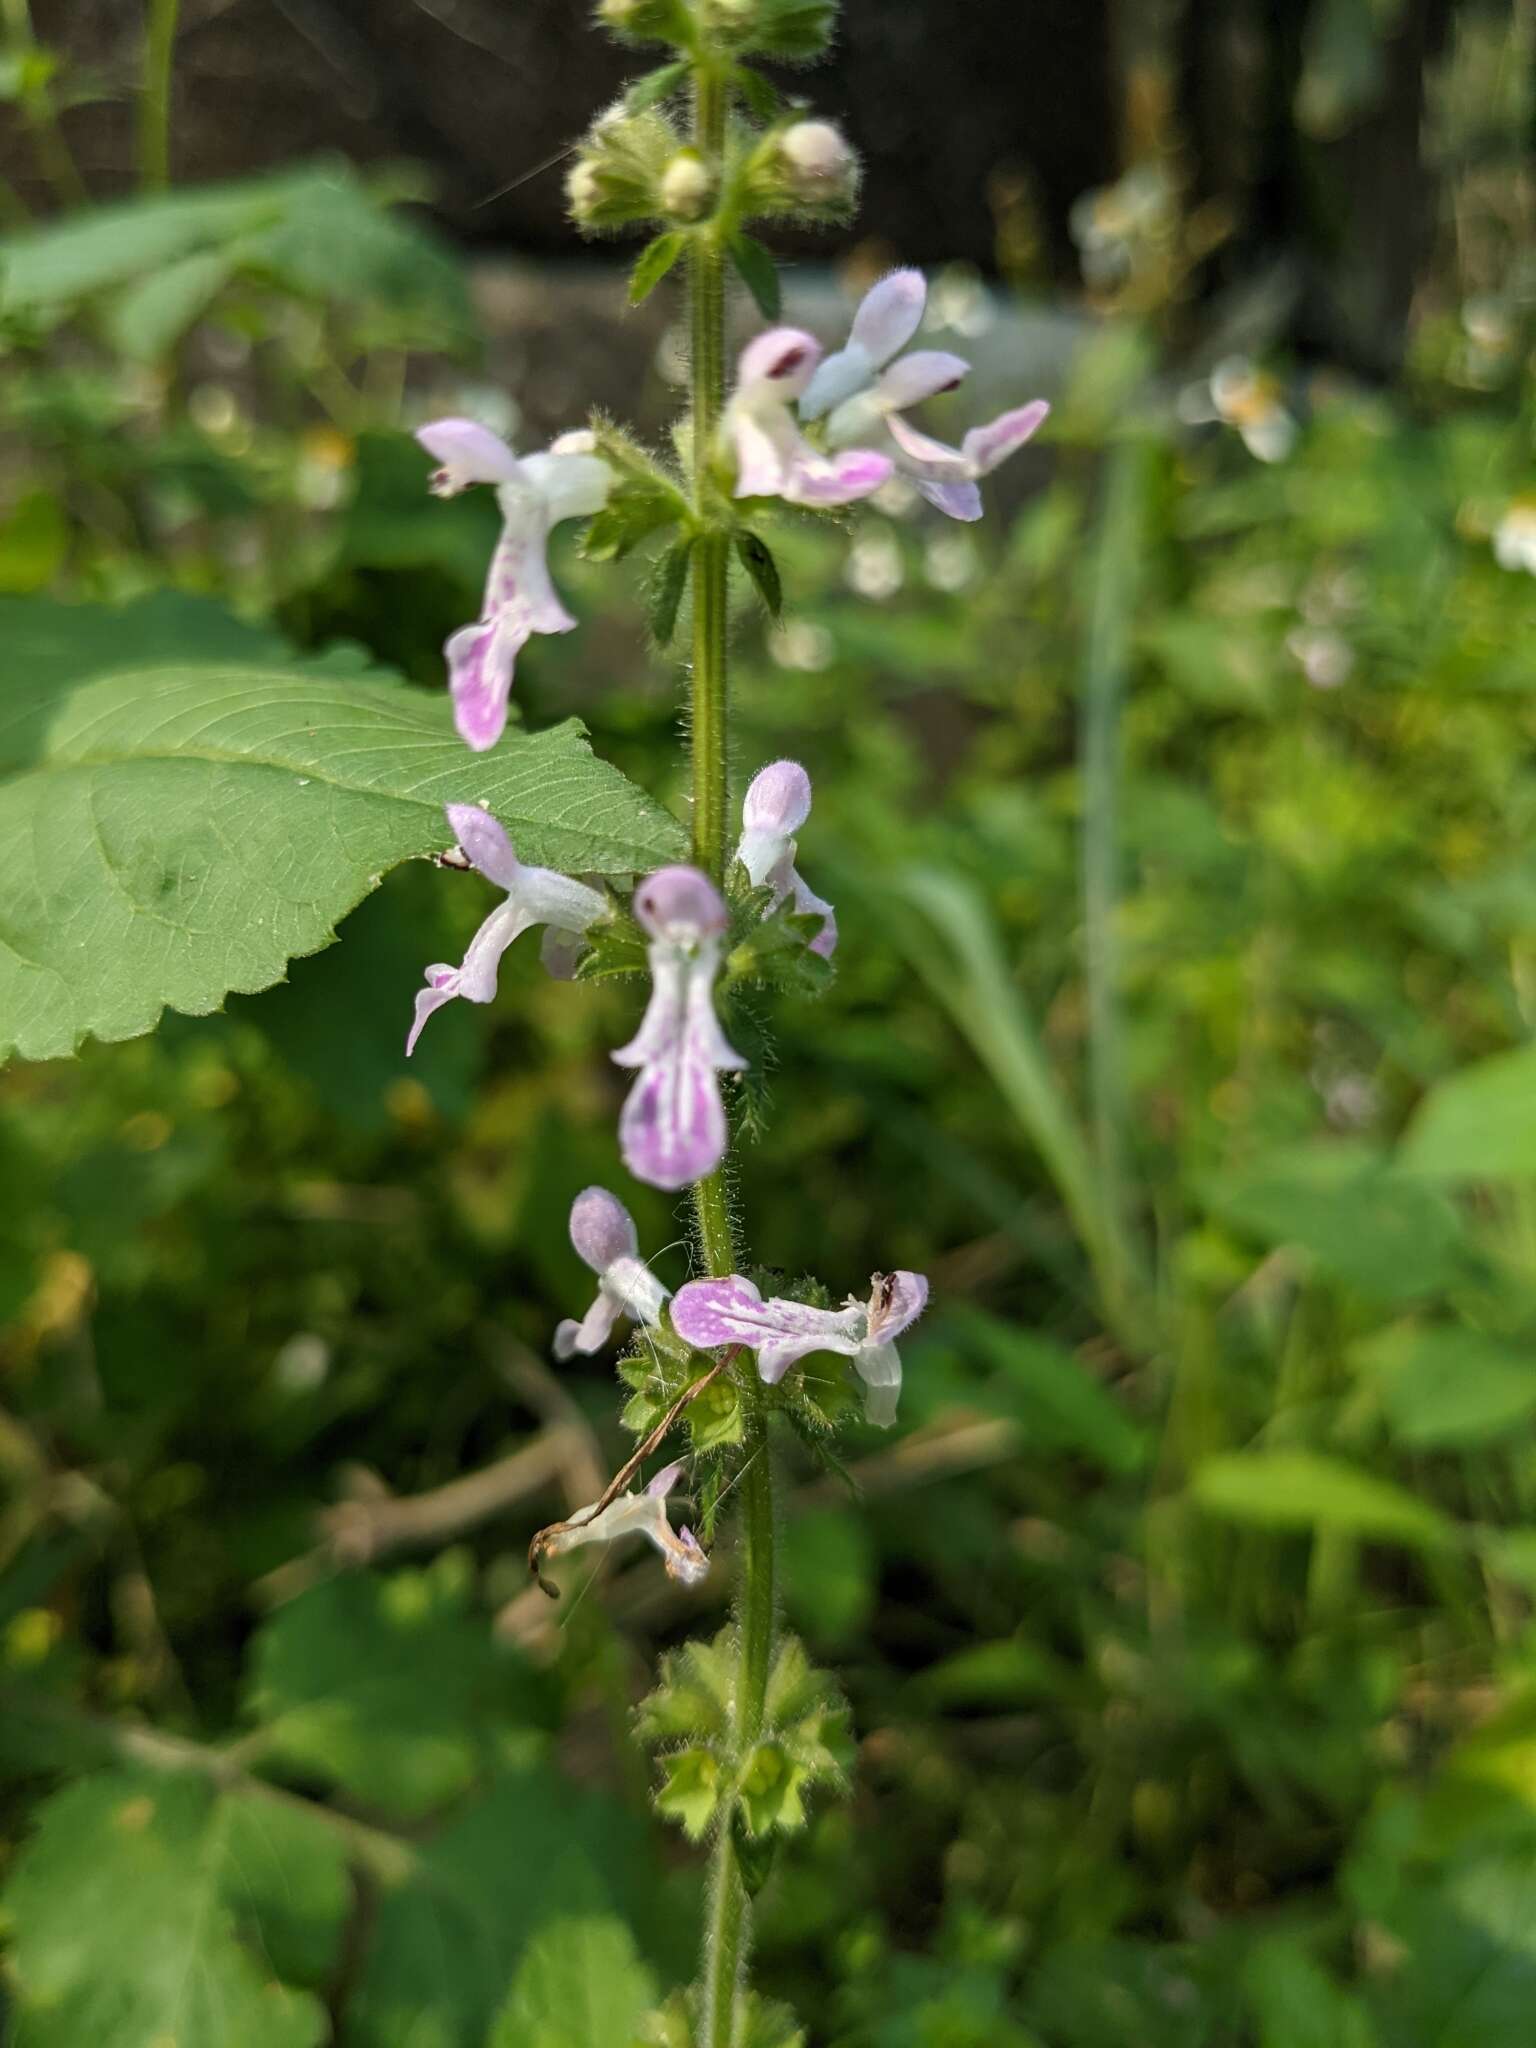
[2,3,1535,2043]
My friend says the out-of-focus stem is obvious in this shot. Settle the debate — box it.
[140,0,182,191]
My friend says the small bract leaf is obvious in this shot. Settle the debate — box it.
[626,58,691,113]
[728,232,781,319]
[629,229,688,305]
[649,535,695,646]
[734,530,783,617]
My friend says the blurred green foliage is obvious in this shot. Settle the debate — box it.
[3,55,1536,2046]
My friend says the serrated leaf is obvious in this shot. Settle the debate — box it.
[491,1913,659,2048]
[0,614,685,1064]
[728,233,781,320]
[734,529,782,617]
[626,58,691,112]
[245,1561,548,1818]
[656,1747,723,1840]
[629,230,688,305]
[349,1769,655,2048]
[1,1769,328,2048]
[1191,1451,1459,1551]
[649,536,694,646]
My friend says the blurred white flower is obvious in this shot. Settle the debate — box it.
[768,620,836,671]
[1494,499,1536,576]
[845,526,903,600]
[924,532,978,591]
[1179,357,1296,463]
[1286,626,1353,690]
[1070,165,1173,292]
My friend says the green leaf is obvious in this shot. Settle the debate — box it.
[782,1505,875,1645]
[728,233,781,320]
[917,1637,1072,1709]
[626,59,691,112]
[1400,1042,1536,1180]
[491,1913,659,2048]
[245,1560,548,1818]
[348,1769,656,2048]
[105,247,233,361]
[1206,1145,1469,1302]
[656,1747,723,1840]
[0,608,685,1064]
[950,1306,1150,1472]
[636,1632,737,1744]
[1191,1450,1458,1551]
[734,530,782,617]
[649,536,694,646]
[629,231,688,305]
[0,491,68,594]
[1357,1324,1536,1449]
[1,1769,328,2047]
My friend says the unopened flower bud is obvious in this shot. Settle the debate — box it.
[566,157,603,224]
[659,149,714,223]
[779,120,854,198]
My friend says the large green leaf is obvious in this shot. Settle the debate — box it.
[1400,1042,1536,1180]
[0,1769,329,2048]
[244,1560,549,1819]
[0,166,470,351]
[490,1914,659,2048]
[348,1770,660,2048]
[1191,1450,1457,1552]
[0,609,685,1063]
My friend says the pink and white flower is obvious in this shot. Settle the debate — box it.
[553,1186,671,1359]
[801,269,1049,521]
[407,803,606,1055]
[734,760,837,958]
[416,419,615,751]
[671,1268,929,1426]
[724,329,892,508]
[541,1459,708,1585]
[613,866,747,1191]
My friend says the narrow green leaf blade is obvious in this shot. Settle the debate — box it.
[734,529,783,617]
[728,232,781,320]
[629,230,687,306]
[649,535,695,646]
[1191,1450,1458,1551]
[626,58,690,112]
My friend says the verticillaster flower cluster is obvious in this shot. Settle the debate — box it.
[406,266,1048,1582]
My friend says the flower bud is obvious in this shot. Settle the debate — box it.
[566,106,683,232]
[779,119,855,201]
[659,148,714,223]
[742,117,860,223]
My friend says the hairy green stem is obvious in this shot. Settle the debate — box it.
[685,51,776,2048]
[140,0,182,191]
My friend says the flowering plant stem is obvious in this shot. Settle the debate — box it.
[687,58,777,2048]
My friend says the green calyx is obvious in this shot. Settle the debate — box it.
[637,1629,853,1846]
